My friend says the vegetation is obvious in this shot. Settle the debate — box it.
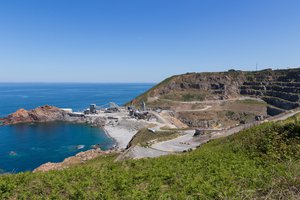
[236,99,267,105]
[1,114,300,199]
[127,128,179,148]
[162,91,206,102]
[224,111,256,124]
[125,75,178,107]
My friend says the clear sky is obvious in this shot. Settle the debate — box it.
[0,0,299,83]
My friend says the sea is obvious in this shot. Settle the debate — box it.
[0,83,154,173]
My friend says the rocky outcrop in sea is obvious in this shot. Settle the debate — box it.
[0,105,67,125]
[0,105,106,127]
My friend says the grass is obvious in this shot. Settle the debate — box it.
[127,128,179,148]
[124,75,178,107]
[1,114,300,199]
[162,91,206,102]
[236,99,267,105]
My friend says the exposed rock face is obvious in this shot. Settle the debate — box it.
[33,149,115,172]
[0,105,106,127]
[145,72,246,101]
[178,114,219,128]
[0,105,68,125]
[240,68,300,115]
[181,118,219,128]
[131,68,300,117]
[267,106,285,116]
[262,97,299,110]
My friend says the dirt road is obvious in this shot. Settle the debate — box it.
[125,108,300,159]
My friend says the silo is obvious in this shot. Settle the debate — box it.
[90,104,97,114]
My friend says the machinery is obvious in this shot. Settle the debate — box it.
[84,102,120,114]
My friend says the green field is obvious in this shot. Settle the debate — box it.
[1,114,300,199]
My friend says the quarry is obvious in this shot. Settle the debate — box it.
[1,68,300,171]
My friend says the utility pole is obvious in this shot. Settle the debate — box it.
[256,63,258,71]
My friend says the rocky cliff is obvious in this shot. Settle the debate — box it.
[129,68,300,116]
[240,68,300,115]
[0,105,68,125]
[131,71,246,104]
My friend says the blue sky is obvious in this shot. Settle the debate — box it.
[0,0,299,83]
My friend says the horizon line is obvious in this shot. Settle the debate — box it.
[0,82,157,84]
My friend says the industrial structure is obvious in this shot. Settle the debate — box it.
[83,102,120,115]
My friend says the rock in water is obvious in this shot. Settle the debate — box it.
[9,151,17,156]
[76,145,85,150]
[0,105,67,125]
[91,144,101,149]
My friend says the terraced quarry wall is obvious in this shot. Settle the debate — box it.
[128,68,300,128]
[240,68,300,116]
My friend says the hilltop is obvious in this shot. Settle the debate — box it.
[128,68,300,128]
[130,68,300,107]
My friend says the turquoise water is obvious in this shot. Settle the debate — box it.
[0,123,114,173]
[0,83,154,173]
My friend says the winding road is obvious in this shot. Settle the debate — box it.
[125,108,300,159]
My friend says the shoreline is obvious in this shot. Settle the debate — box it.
[32,121,147,172]
[102,126,120,149]
[0,105,157,173]
[102,118,150,149]
[31,124,123,173]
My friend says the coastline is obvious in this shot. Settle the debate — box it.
[32,124,122,173]
[103,125,137,150]
[0,105,156,172]
[33,121,146,172]
[102,126,119,149]
[33,110,153,172]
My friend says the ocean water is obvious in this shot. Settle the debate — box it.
[0,83,154,117]
[0,83,154,173]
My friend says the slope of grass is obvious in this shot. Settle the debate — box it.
[127,128,179,148]
[125,75,178,107]
[1,114,300,199]
[162,91,207,102]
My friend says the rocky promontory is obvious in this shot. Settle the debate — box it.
[0,105,68,125]
[0,105,106,127]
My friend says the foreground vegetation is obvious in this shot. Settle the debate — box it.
[1,115,300,199]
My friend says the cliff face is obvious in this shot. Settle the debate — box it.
[240,68,300,115]
[137,71,246,102]
[130,68,300,116]
[0,105,68,125]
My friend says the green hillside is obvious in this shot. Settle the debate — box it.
[1,114,300,199]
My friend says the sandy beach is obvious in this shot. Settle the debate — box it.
[103,117,151,149]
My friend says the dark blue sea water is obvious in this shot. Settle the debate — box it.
[0,83,154,173]
[0,83,154,117]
